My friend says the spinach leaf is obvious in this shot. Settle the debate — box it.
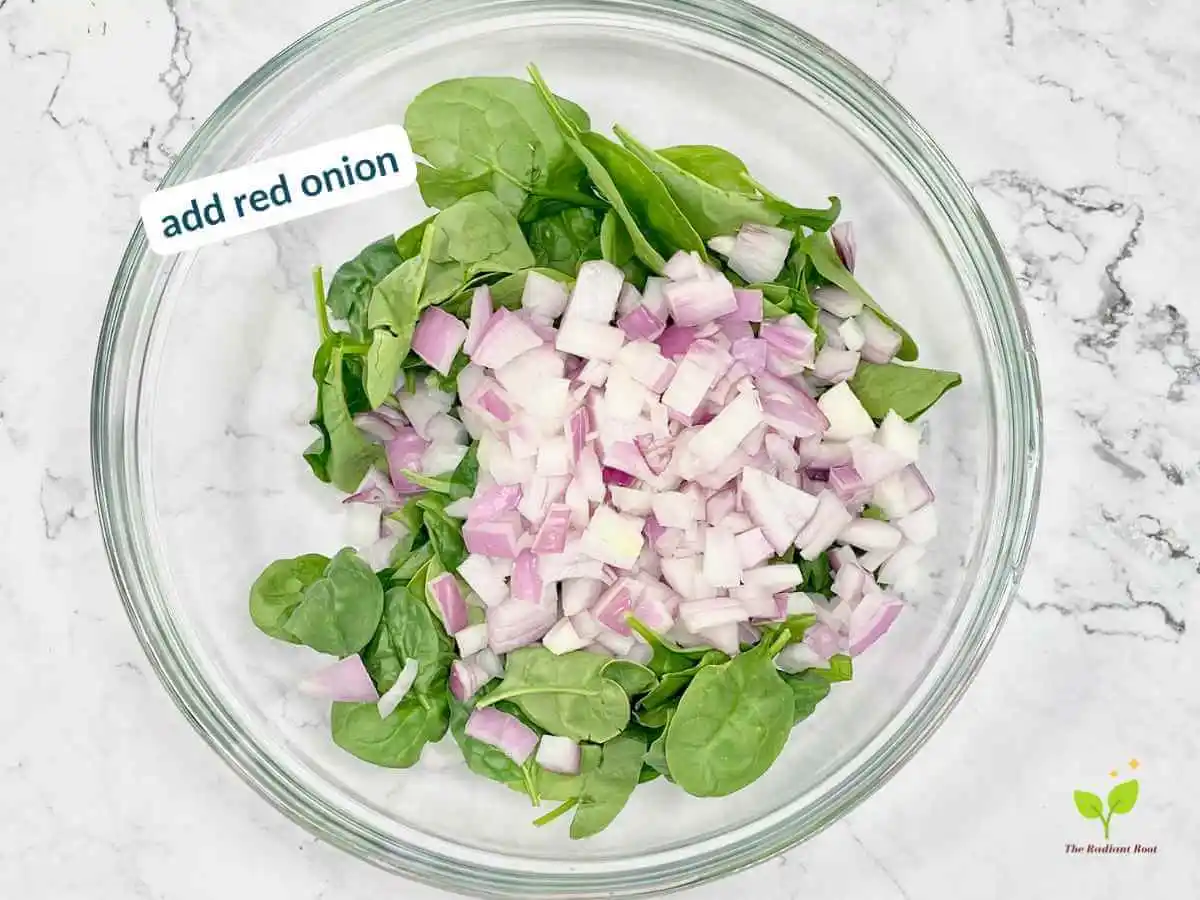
[396,215,433,259]
[528,65,706,273]
[327,236,404,340]
[665,643,794,797]
[797,230,918,361]
[637,649,727,712]
[655,144,841,231]
[799,552,834,595]
[754,283,820,332]
[365,256,427,408]
[627,616,719,677]
[419,500,468,571]
[362,585,455,694]
[478,647,631,743]
[526,206,604,275]
[569,735,646,840]
[601,659,659,698]
[420,192,537,306]
[599,211,651,288]
[387,541,432,584]
[404,76,597,216]
[303,277,385,491]
[331,693,448,768]
[821,654,854,683]
[847,361,963,422]
[658,144,755,191]
[781,669,832,725]
[861,505,889,522]
[643,712,674,781]
[633,703,674,729]
[614,126,782,238]
[248,553,330,643]
[282,548,384,656]
[765,613,817,648]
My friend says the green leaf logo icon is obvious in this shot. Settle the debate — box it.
[1073,791,1104,820]
[1073,777,1140,840]
[1108,780,1139,816]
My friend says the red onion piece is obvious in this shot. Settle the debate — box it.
[428,573,468,634]
[464,287,494,356]
[511,550,543,603]
[471,309,543,370]
[832,222,857,273]
[463,511,524,558]
[849,592,903,656]
[385,429,429,494]
[465,706,539,765]
[298,655,380,703]
[377,658,420,719]
[536,735,581,775]
[412,306,468,376]
[655,325,698,360]
[618,305,666,341]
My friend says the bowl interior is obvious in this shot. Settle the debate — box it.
[103,0,1029,890]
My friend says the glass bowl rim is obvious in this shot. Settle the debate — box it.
[91,0,1044,895]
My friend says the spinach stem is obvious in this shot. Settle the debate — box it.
[312,266,331,342]
[532,798,578,827]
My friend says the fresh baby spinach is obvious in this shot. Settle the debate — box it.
[526,206,604,276]
[848,361,963,422]
[248,553,330,643]
[282,548,384,657]
[478,647,631,743]
[567,734,646,840]
[331,692,449,768]
[327,236,405,340]
[404,76,598,218]
[362,584,455,695]
[665,640,794,797]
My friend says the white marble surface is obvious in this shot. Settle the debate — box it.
[1,0,1197,897]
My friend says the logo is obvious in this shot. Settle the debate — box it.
[1066,759,1156,855]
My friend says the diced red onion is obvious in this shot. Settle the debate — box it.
[850,439,908,486]
[727,223,793,284]
[470,309,543,370]
[468,484,523,523]
[832,562,868,606]
[619,306,666,341]
[858,309,902,364]
[832,222,857,272]
[463,511,524,558]
[828,465,871,505]
[522,270,570,319]
[556,319,626,360]
[593,580,636,635]
[298,655,380,703]
[457,555,508,608]
[873,465,934,519]
[814,347,861,383]
[377,658,420,719]
[663,250,708,282]
[814,286,864,318]
[385,429,429,494]
[454,623,489,658]
[796,490,853,560]
[448,659,491,703]
[465,706,539,764]
[656,325,698,360]
[817,382,876,442]
[464,287,494,355]
[877,543,926,587]
[353,411,400,443]
[696,622,741,656]
[664,275,738,326]
[536,735,582,775]
[741,467,819,553]
[428,573,468,634]
[542,617,589,654]
[511,550,543,603]
[487,594,558,654]
[849,592,903,656]
[566,260,624,325]
[679,596,749,631]
[412,307,468,376]
[735,527,774,569]
[761,315,817,367]
[805,623,842,661]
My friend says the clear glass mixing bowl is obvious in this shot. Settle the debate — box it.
[92,0,1042,895]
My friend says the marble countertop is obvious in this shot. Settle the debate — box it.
[2,0,1196,897]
